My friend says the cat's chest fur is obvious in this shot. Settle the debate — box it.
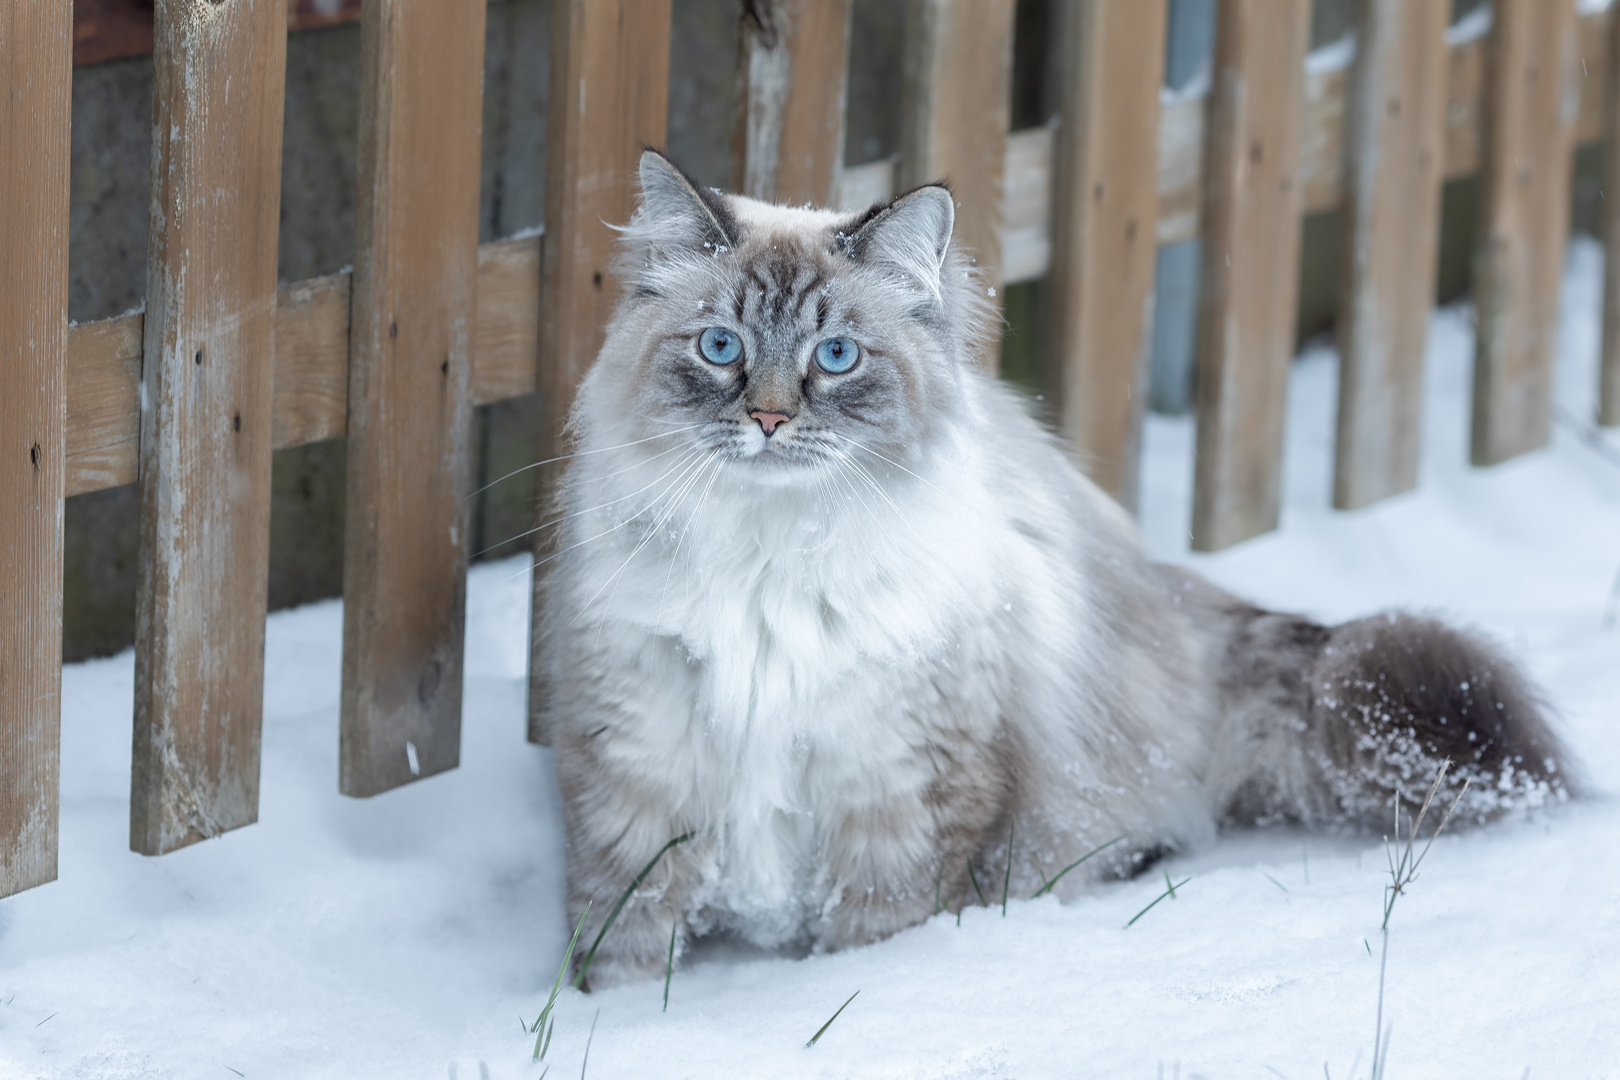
[575,463,1009,942]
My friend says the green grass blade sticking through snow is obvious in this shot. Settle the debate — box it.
[1032,836,1126,898]
[663,920,677,1013]
[1001,821,1014,916]
[805,991,860,1048]
[573,832,695,989]
[967,858,987,907]
[1125,876,1191,928]
[531,902,591,1061]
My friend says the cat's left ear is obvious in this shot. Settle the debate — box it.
[841,184,955,301]
[633,149,741,256]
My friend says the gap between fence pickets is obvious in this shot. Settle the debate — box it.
[55,0,1619,501]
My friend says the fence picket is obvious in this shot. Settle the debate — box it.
[734,0,852,207]
[1049,0,1167,509]
[129,0,288,855]
[1471,0,1579,465]
[1191,0,1310,552]
[0,4,71,899]
[340,0,486,797]
[528,0,672,746]
[1333,0,1449,510]
[899,0,1016,370]
[1601,2,1620,428]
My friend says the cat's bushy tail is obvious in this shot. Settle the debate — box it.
[1173,572,1577,829]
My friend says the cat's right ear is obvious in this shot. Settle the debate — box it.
[633,150,742,257]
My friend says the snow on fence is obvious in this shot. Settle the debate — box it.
[4,0,1619,900]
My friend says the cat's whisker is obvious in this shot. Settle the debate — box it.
[827,455,897,550]
[584,449,721,644]
[590,449,724,630]
[466,422,709,500]
[837,451,927,547]
[826,432,944,495]
[471,445,707,559]
[656,450,729,628]
[525,447,716,576]
[573,449,723,627]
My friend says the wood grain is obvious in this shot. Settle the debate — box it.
[1471,0,1578,466]
[1333,0,1450,510]
[530,0,672,746]
[0,3,71,900]
[66,313,143,496]
[899,0,1015,369]
[472,234,542,406]
[63,235,544,497]
[1602,3,1620,428]
[1048,0,1166,509]
[341,0,486,797]
[131,0,287,856]
[272,272,350,450]
[73,0,362,66]
[733,0,852,207]
[1191,0,1310,552]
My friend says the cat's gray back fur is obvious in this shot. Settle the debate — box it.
[538,152,1572,987]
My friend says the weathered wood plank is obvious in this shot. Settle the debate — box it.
[1333,0,1450,510]
[66,313,143,497]
[472,234,543,406]
[1471,0,1578,466]
[64,235,543,495]
[733,0,852,207]
[73,0,362,66]
[0,2,71,900]
[1602,2,1620,428]
[131,0,288,856]
[1049,0,1166,507]
[341,0,487,797]
[529,0,672,746]
[273,272,350,450]
[899,0,1016,368]
[1191,0,1310,552]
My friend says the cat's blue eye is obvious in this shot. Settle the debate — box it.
[698,327,743,365]
[814,337,860,374]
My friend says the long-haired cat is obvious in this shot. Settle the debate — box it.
[535,150,1572,987]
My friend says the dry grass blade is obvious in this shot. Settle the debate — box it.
[1371,760,1470,1080]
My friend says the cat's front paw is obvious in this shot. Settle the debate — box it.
[815,882,933,951]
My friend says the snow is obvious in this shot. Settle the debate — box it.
[5,240,1620,1079]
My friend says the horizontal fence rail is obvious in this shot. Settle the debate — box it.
[5,0,1619,899]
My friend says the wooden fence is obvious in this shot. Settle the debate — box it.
[4,0,1618,899]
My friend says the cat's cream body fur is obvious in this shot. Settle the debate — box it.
[536,154,1569,987]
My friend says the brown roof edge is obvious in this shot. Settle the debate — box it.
[73,0,363,67]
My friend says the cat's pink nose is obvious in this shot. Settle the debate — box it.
[750,410,792,436]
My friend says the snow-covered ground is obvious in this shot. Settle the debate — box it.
[4,241,1619,1080]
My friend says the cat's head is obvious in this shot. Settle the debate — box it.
[575,150,993,484]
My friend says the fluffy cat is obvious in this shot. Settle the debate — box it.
[535,150,1572,988]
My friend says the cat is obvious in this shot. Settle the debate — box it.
[534,150,1573,988]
